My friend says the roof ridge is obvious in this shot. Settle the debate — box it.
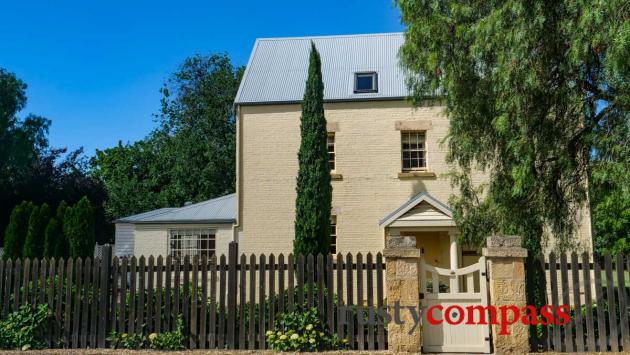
[256,32,404,42]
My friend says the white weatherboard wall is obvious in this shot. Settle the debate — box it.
[114,223,135,257]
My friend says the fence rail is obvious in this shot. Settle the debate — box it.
[530,252,630,353]
[0,243,387,350]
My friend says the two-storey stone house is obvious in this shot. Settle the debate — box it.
[116,32,592,269]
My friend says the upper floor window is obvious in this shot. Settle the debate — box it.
[169,229,215,258]
[401,131,426,171]
[354,72,378,93]
[327,133,336,171]
[330,215,337,254]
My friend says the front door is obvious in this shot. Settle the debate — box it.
[419,257,491,353]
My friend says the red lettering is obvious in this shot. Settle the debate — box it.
[539,305,554,325]
[444,305,465,325]
[427,305,443,325]
[465,305,495,325]
[555,305,570,326]
[521,305,539,325]
[498,305,520,335]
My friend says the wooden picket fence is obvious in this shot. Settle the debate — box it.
[0,243,387,350]
[529,252,630,353]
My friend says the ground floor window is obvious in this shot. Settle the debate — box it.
[169,229,215,258]
[330,216,337,254]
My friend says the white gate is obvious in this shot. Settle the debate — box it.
[419,257,491,353]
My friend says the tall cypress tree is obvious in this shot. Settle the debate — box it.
[293,43,332,256]
[23,203,51,258]
[3,201,34,259]
[65,197,95,258]
[52,201,69,258]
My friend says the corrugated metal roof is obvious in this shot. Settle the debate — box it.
[234,32,409,105]
[115,194,236,224]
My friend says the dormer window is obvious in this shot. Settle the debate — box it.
[354,72,378,93]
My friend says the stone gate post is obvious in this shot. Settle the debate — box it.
[483,235,529,354]
[383,234,422,352]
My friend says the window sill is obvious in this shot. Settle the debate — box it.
[398,171,437,179]
[331,173,343,181]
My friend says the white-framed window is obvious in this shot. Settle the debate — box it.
[327,133,336,171]
[354,72,378,93]
[401,131,427,171]
[330,215,337,254]
[169,229,216,258]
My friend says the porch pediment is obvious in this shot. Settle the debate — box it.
[379,192,455,228]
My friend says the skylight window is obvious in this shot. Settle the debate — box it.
[354,72,378,93]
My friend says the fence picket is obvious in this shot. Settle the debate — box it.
[238,254,246,349]
[346,253,354,348]
[98,247,112,348]
[182,255,190,339]
[128,257,137,335]
[593,254,607,352]
[560,253,573,352]
[81,259,91,348]
[200,255,208,349]
[21,259,30,307]
[307,254,314,309]
[146,256,154,333]
[336,253,344,339]
[548,253,561,350]
[47,258,55,347]
[39,259,47,309]
[288,254,294,313]
[326,254,334,334]
[317,254,325,323]
[90,258,99,348]
[366,253,375,350]
[156,256,163,334]
[297,254,304,310]
[164,256,172,332]
[258,254,266,349]
[173,257,180,332]
[119,257,128,334]
[0,260,3,315]
[12,259,21,312]
[191,255,199,349]
[64,258,74,348]
[31,259,39,308]
[605,254,619,351]
[208,255,217,348]
[218,254,227,348]
[278,254,285,316]
[356,253,364,350]
[248,254,256,350]
[268,254,276,332]
[570,253,584,352]
[2,260,11,317]
[228,245,239,349]
[138,256,146,334]
[71,258,82,348]
[54,259,64,347]
[616,253,630,350]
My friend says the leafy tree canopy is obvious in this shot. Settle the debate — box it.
[397,0,630,253]
[92,54,243,220]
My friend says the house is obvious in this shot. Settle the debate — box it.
[114,194,235,258]
[116,32,593,267]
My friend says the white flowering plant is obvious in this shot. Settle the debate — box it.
[266,308,346,351]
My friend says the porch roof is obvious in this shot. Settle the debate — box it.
[378,192,455,228]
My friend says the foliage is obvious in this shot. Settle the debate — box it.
[148,317,186,350]
[294,43,332,256]
[91,54,243,221]
[64,196,95,258]
[0,304,49,350]
[396,0,630,254]
[3,201,34,260]
[267,308,346,352]
[50,201,70,258]
[106,331,146,350]
[23,203,51,258]
[0,68,110,245]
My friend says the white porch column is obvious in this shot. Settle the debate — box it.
[449,230,459,292]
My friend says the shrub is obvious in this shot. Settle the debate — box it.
[0,304,49,350]
[106,331,146,349]
[23,203,51,258]
[64,196,95,258]
[267,308,346,352]
[149,317,186,350]
[3,201,34,259]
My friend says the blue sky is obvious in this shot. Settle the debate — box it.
[1,1,403,156]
